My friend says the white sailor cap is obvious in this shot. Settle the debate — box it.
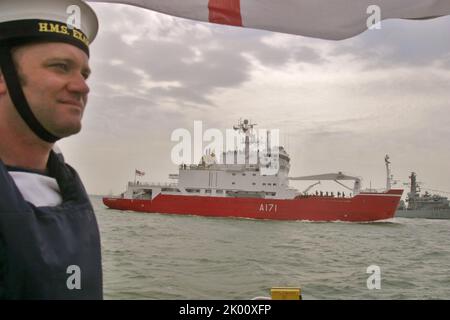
[0,0,98,56]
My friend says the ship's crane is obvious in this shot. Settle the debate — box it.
[302,181,321,195]
[289,172,362,195]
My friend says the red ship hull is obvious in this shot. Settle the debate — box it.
[102,189,403,222]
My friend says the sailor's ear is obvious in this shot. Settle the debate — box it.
[0,69,6,94]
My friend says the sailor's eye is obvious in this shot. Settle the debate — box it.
[51,63,69,72]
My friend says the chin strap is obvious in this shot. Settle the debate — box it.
[0,44,59,143]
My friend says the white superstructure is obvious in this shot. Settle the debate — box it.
[121,119,364,201]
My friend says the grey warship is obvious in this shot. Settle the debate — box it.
[396,172,450,219]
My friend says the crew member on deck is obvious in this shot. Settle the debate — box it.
[0,0,102,299]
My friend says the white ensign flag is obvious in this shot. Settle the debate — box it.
[88,0,450,40]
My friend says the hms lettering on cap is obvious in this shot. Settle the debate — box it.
[38,21,90,47]
[39,22,70,35]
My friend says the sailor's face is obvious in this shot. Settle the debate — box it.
[12,42,91,138]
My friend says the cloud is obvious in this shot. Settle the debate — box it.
[329,15,450,70]
[89,3,329,112]
[60,3,450,195]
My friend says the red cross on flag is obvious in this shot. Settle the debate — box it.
[88,0,450,40]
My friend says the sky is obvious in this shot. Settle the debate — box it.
[58,3,450,197]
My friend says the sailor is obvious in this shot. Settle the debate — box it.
[0,0,102,299]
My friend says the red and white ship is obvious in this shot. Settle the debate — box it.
[103,120,403,222]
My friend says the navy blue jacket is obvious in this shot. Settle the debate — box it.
[0,151,103,299]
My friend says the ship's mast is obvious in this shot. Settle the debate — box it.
[410,172,418,195]
[385,154,391,190]
[407,172,418,210]
[233,119,256,165]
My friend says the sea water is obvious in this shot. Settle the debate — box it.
[91,196,450,300]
